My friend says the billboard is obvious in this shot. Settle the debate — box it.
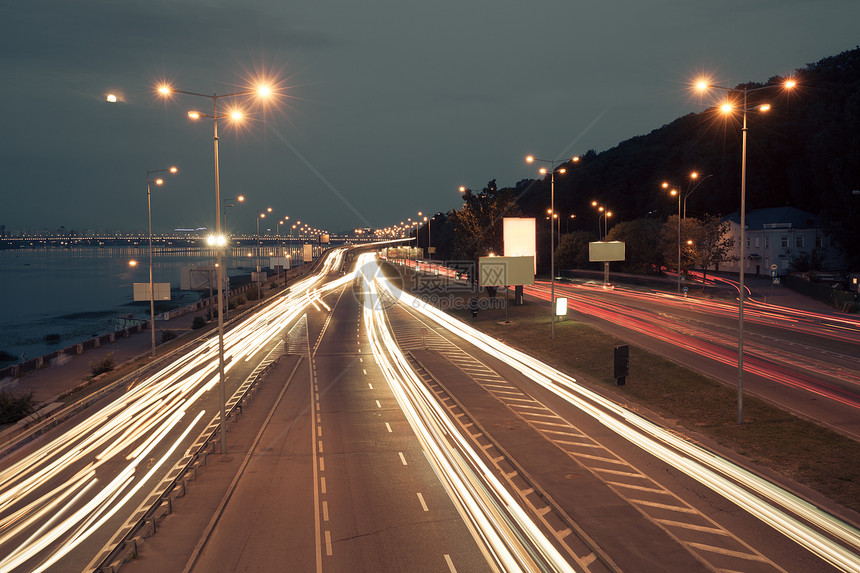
[504,218,536,272]
[180,266,222,290]
[270,256,291,269]
[133,282,171,301]
[589,241,626,262]
[479,256,535,287]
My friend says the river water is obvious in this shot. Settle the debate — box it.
[0,245,297,365]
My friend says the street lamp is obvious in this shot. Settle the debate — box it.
[591,201,612,239]
[526,154,579,339]
[145,165,178,358]
[257,209,271,298]
[566,213,576,234]
[696,76,796,424]
[223,194,245,240]
[423,215,434,260]
[158,80,274,454]
[662,173,711,294]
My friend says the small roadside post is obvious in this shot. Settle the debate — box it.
[614,345,629,386]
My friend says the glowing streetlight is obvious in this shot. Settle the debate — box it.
[662,172,712,294]
[525,154,580,339]
[695,75,796,424]
[158,79,275,454]
[145,165,178,358]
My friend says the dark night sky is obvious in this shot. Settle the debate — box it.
[1,0,858,235]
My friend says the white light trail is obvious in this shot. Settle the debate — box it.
[0,248,351,571]
[357,254,576,572]
[368,256,860,572]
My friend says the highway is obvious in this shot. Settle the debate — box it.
[0,249,348,572]
[523,280,860,439]
[190,253,859,572]
[2,249,859,572]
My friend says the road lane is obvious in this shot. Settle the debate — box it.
[524,281,860,439]
[0,249,349,572]
[316,279,491,572]
[369,256,859,571]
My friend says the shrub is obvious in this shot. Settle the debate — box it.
[0,350,16,362]
[247,289,260,301]
[160,330,177,344]
[236,295,247,306]
[44,333,61,344]
[191,316,208,330]
[89,352,115,377]
[0,390,35,424]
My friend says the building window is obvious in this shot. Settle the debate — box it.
[765,237,770,248]
[781,236,789,248]
[815,236,822,248]
[796,236,804,248]
[754,237,760,248]
[746,236,751,247]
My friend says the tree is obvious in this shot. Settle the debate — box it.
[555,230,597,269]
[449,180,521,264]
[687,215,736,283]
[659,215,702,277]
[605,218,662,274]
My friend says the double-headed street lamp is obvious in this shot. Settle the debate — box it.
[591,201,612,239]
[145,166,178,358]
[158,81,273,454]
[696,76,796,424]
[662,173,711,294]
[526,154,579,339]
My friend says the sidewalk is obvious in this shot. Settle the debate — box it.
[0,303,213,407]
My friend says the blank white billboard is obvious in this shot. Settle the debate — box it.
[504,218,536,273]
[589,241,626,262]
[479,256,535,287]
[133,282,171,301]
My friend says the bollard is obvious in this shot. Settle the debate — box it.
[614,345,629,386]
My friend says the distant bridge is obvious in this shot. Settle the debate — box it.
[0,233,377,250]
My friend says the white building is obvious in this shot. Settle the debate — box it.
[721,207,838,276]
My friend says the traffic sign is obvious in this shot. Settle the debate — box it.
[771,270,777,278]
[771,264,778,271]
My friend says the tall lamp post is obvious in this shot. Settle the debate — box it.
[696,76,796,424]
[526,154,579,339]
[591,201,612,239]
[257,209,272,298]
[158,81,273,454]
[223,195,245,238]
[662,173,711,293]
[422,215,434,260]
[145,166,178,358]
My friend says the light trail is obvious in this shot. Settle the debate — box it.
[0,248,349,572]
[524,282,860,409]
[356,254,576,572]
[369,257,860,572]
